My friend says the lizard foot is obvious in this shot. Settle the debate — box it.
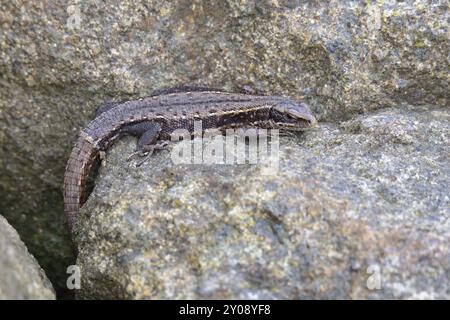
[127,141,170,167]
[279,130,297,138]
[135,150,153,167]
[126,149,148,162]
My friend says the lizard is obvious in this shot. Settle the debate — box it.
[63,86,317,234]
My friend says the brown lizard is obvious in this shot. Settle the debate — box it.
[63,86,317,233]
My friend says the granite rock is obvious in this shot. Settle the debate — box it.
[0,0,447,295]
[0,215,55,300]
[76,105,449,299]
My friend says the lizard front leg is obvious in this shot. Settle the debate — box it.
[124,122,169,166]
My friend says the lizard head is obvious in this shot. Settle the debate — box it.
[270,100,317,130]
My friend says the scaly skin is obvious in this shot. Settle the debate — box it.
[63,88,317,234]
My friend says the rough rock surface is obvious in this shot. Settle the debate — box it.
[76,105,449,299]
[0,1,448,295]
[0,215,55,300]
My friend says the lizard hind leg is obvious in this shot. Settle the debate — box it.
[125,122,168,166]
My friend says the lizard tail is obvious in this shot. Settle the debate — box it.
[63,137,98,233]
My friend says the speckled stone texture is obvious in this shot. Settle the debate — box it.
[75,105,449,299]
[0,0,448,296]
[0,215,55,300]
